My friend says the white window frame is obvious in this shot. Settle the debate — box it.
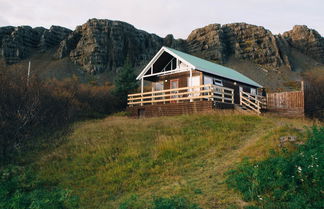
[239,86,243,92]
[250,88,257,95]
[213,78,223,86]
[153,81,164,91]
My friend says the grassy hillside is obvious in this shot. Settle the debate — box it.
[21,111,317,209]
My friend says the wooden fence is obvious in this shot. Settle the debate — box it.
[266,91,304,117]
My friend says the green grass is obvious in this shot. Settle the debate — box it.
[29,112,316,208]
[226,127,324,209]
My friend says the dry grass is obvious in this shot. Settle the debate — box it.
[34,111,317,209]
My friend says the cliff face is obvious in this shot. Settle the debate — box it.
[186,23,293,70]
[0,26,71,64]
[283,25,324,63]
[55,19,185,74]
[187,24,227,64]
[0,19,323,76]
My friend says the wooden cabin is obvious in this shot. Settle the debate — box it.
[127,46,265,117]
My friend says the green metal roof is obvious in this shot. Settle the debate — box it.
[165,47,262,88]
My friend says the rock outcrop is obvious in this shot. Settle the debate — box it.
[56,19,185,74]
[187,24,227,63]
[283,25,324,63]
[223,23,289,68]
[186,23,292,69]
[0,25,71,64]
[1,19,323,75]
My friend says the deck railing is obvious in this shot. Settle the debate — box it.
[239,91,266,114]
[128,84,234,106]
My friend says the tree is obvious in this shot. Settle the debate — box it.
[113,63,139,109]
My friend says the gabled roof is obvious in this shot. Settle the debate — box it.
[138,46,262,88]
[165,47,262,88]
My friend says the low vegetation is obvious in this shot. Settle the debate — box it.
[303,68,324,119]
[0,65,322,208]
[0,63,139,165]
[3,112,313,209]
[0,165,79,209]
[227,127,323,209]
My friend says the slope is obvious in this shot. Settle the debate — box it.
[29,112,316,209]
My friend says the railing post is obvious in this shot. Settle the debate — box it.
[163,92,166,104]
[239,91,241,105]
[210,85,213,101]
[141,77,144,106]
[141,93,143,106]
[152,92,154,105]
[222,88,225,103]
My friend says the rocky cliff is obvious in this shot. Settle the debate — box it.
[0,19,323,77]
[186,23,294,70]
[55,19,185,73]
[283,25,324,63]
[0,25,71,64]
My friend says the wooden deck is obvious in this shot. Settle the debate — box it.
[127,84,235,117]
[127,100,213,117]
[128,84,234,106]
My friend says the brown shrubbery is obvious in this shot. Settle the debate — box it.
[0,69,118,165]
[303,68,324,119]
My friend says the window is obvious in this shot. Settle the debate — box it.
[204,75,213,85]
[153,81,164,91]
[250,88,256,95]
[213,78,223,86]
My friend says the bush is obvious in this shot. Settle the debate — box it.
[0,69,118,165]
[226,127,324,209]
[0,165,79,209]
[118,194,148,209]
[303,69,324,120]
[113,63,139,108]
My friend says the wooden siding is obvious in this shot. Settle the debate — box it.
[127,100,214,117]
[266,91,304,117]
[153,71,201,90]
[202,72,258,104]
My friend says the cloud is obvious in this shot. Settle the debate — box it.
[0,0,322,38]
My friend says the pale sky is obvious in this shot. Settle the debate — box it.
[0,0,323,39]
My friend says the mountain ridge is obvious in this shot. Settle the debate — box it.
[0,18,323,88]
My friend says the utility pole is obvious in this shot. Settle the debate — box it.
[27,61,31,87]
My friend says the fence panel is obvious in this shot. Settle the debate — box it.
[266,91,304,117]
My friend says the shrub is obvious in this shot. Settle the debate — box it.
[303,69,324,120]
[113,63,139,108]
[226,127,324,209]
[118,194,148,209]
[0,165,79,209]
[0,69,118,165]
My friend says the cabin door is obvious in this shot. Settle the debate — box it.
[170,79,179,103]
[188,76,200,97]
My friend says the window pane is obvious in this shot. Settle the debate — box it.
[154,82,164,91]
[213,78,223,86]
